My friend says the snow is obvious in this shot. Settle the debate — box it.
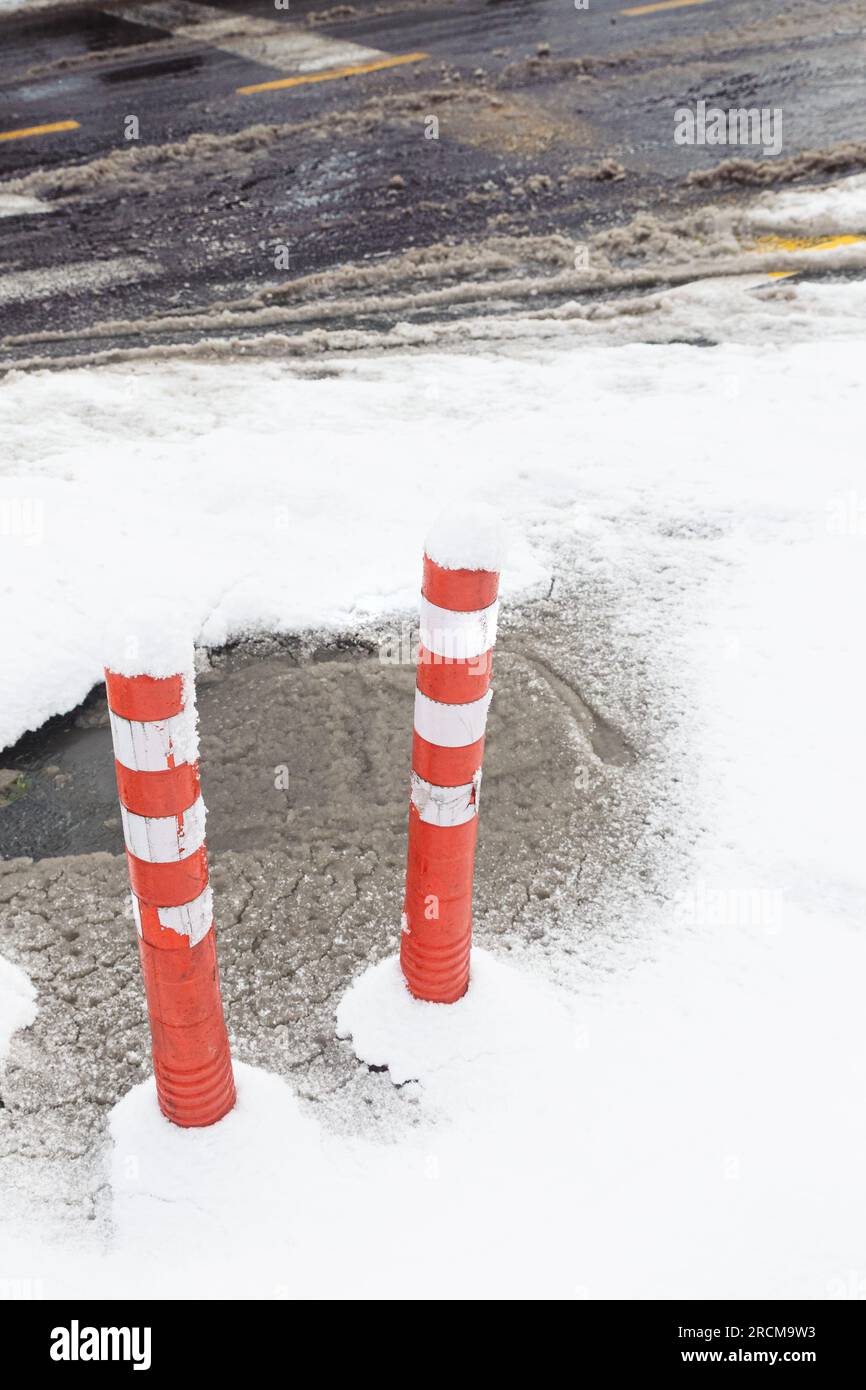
[746,171,866,235]
[107,979,572,1300]
[104,619,198,682]
[336,948,568,1087]
[0,332,861,754]
[0,955,36,1062]
[0,366,552,751]
[424,507,505,575]
[0,194,51,219]
[1,174,866,1298]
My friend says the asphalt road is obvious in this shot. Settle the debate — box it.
[1,0,865,363]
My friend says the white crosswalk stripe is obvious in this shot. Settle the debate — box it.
[108,2,384,74]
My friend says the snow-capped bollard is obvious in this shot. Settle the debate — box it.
[105,665,236,1128]
[400,520,501,1003]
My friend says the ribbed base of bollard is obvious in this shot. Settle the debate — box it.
[138,929,236,1128]
[400,931,471,1004]
[154,1048,236,1129]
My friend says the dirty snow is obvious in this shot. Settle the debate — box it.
[745,170,866,234]
[0,257,157,309]
[1,175,865,1298]
[0,194,51,219]
[4,174,866,376]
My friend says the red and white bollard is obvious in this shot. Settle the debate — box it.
[105,665,236,1128]
[401,543,500,1003]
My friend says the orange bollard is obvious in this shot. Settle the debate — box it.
[400,549,500,1002]
[105,665,236,1127]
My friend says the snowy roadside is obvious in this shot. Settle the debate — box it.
[3,166,866,372]
[1,176,865,1299]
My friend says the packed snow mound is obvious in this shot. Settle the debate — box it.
[103,893,866,1299]
[105,965,585,1298]
[109,1063,328,1285]
[336,949,571,1090]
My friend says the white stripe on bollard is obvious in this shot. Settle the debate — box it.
[413,688,492,747]
[120,795,207,863]
[130,884,214,947]
[109,707,198,772]
[410,772,479,827]
[419,596,499,660]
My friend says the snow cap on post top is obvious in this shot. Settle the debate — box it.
[423,508,504,613]
[424,507,505,576]
[103,613,198,752]
[103,605,198,682]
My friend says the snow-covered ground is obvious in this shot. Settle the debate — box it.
[1,176,865,1298]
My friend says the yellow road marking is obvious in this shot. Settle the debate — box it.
[0,119,80,142]
[753,233,866,276]
[623,0,709,15]
[237,51,428,96]
[755,233,865,253]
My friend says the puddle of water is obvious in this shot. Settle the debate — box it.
[84,15,173,50]
[0,628,637,863]
[0,722,117,862]
[4,9,172,54]
[99,54,205,84]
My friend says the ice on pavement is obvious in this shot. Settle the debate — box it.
[1,175,865,1298]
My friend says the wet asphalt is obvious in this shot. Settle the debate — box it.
[1,0,864,360]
